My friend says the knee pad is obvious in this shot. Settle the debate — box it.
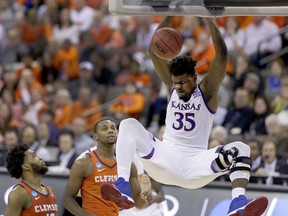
[215,147,239,170]
[229,156,252,181]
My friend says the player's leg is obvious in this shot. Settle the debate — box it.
[212,141,268,216]
[101,118,157,209]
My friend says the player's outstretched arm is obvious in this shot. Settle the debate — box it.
[4,186,29,216]
[129,163,151,209]
[148,17,174,92]
[63,157,95,216]
[201,18,228,112]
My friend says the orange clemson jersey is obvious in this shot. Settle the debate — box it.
[81,151,119,216]
[17,181,58,216]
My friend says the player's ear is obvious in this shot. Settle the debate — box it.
[93,133,99,141]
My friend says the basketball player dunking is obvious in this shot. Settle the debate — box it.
[5,144,58,216]
[101,17,268,216]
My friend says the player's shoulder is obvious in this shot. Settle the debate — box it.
[76,146,97,160]
[9,184,30,201]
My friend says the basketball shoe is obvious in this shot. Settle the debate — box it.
[101,177,135,209]
[227,195,268,216]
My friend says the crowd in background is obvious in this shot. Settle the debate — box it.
[0,0,288,185]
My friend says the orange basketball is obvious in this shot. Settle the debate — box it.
[151,27,184,60]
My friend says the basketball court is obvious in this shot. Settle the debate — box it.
[109,0,288,16]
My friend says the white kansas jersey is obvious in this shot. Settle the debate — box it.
[163,85,215,150]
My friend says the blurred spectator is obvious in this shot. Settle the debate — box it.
[53,8,80,45]
[89,10,113,46]
[69,87,103,132]
[265,58,286,100]
[52,39,79,80]
[0,127,18,166]
[53,88,72,129]
[253,140,288,185]
[38,108,59,139]
[90,51,114,85]
[265,114,282,138]
[265,113,288,158]
[22,88,48,125]
[67,61,99,100]
[272,75,288,113]
[246,139,262,172]
[219,16,245,53]
[222,88,252,134]
[243,17,282,68]
[249,95,270,136]
[219,16,245,69]
[147,83,168,134]
[70,117,95,155]
[1,88,23,123]
[276,111,288,157]
[57,129,78,169]
[37,122,58,147]
[0,102,18,143]
[70,0,94,32]
[210,125,228,145]
[232,53,253,91]
[243,73,262,104]
[135,16,156,51]
[0,0,16,30]
[20,8,47,58]
[16,51,42,82]
[128,59,152,89]
[0,67,18,94]
[21,125,52,161]
[78,30,97,62]
[0,28,24,64]
[40,52,59,84]
[15,68,46,105]
[110,82,146,121]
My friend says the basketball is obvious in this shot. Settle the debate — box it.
[151,27,184,60]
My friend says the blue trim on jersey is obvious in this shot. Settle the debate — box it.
[211,162,218,173]
[20,181,50,197]
[215,145,224,153]
[198,85,216,114]
[93,151,117,169]
[141,147,155,159]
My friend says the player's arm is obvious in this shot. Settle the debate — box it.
[149,177,165,204]
[200,18,228,112]
[148,16,174,92]
[63,156,95,216]
[129,163,150,209]
[4,186,30,216]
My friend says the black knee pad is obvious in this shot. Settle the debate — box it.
[215,147,239,170]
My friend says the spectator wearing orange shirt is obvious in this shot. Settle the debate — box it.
[53,88,72,129]
[70,87,103,132]
[52,39,79,80]
[129,59,152,88]
[20,8,46,58]
[90,10,113,46]
[190,28,233,76]
[110,82,146,120]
